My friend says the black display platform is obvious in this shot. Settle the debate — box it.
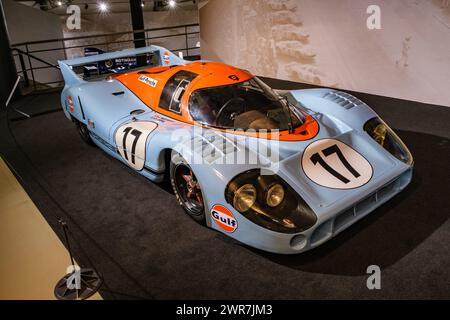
[1,80,449,299]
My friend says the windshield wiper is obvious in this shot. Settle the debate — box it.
[280,96,295,134]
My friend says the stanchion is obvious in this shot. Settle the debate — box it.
[54,218,102,300]
[5,76,30,118]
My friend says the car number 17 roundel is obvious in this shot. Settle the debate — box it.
[211,204,238,233]
[114,121,158,171]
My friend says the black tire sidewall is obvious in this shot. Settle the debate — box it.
[170,151,206,224]
[75,120,94,145]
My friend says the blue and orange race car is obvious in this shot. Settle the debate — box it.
[59,46,413,254]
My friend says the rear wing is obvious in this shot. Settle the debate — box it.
[58,45,186,86]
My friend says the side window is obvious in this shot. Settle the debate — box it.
[159,70,198,114]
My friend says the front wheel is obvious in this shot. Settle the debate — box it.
[170,151,206,224]
[75,119,94,145]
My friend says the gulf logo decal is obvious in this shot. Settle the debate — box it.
[163,51,170,65]
[68,96,74,113]
[211,204,238,233]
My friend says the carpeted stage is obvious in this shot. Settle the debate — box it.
[1,78,449,299]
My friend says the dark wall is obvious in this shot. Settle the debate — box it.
[0,1,17,107]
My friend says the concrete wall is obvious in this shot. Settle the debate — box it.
[3,0,64,86]
[199,0,450,107]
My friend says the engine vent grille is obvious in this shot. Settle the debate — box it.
[323,91,365,109]
[192,132,238,164]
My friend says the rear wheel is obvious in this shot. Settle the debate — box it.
[75,119,94,145]
[170,151,206,224]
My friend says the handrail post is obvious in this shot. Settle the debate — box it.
[25,44,36,91]
[62,39,67,60]
[17,51,29,87]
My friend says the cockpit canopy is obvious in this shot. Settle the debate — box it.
[188,77,303,130]
[116,62,305,132]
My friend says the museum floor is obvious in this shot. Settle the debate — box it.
[0,79,449,299]
[0,157,102,300]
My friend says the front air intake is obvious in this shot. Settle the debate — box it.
[310,168,412,246]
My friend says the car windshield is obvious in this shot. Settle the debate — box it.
[189,77,304,131]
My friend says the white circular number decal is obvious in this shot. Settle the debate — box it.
[302,139,373,189]
[115,122,158,171]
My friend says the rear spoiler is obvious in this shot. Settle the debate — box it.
[58,45,186,86]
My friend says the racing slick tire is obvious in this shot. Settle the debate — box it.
[75,119,94,145]
[170,151,206,225]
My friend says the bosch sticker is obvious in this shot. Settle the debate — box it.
[138,75,158,88]
[211,204,238,233]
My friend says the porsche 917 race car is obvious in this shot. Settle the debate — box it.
[59,46,413,254]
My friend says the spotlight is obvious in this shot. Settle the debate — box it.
[168,0,176,8]
[57,1,62,6]
[141,1,145,7]
[99,2,108,12]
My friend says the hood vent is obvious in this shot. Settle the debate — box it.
[192,132,238,164]
[323,91,364,109]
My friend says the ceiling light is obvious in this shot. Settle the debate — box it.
[99,2,108,12]
[57,1,63,6]
[168,0,176,8]
[141,1,145,7]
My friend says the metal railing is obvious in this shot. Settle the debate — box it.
[10,23,200,93]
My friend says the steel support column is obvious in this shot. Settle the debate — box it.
[129,0,146,48]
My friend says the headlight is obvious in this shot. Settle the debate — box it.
[225,170,317,233]
[364,117,413,165]
[233,184,257,212]
[266,184,284,207]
